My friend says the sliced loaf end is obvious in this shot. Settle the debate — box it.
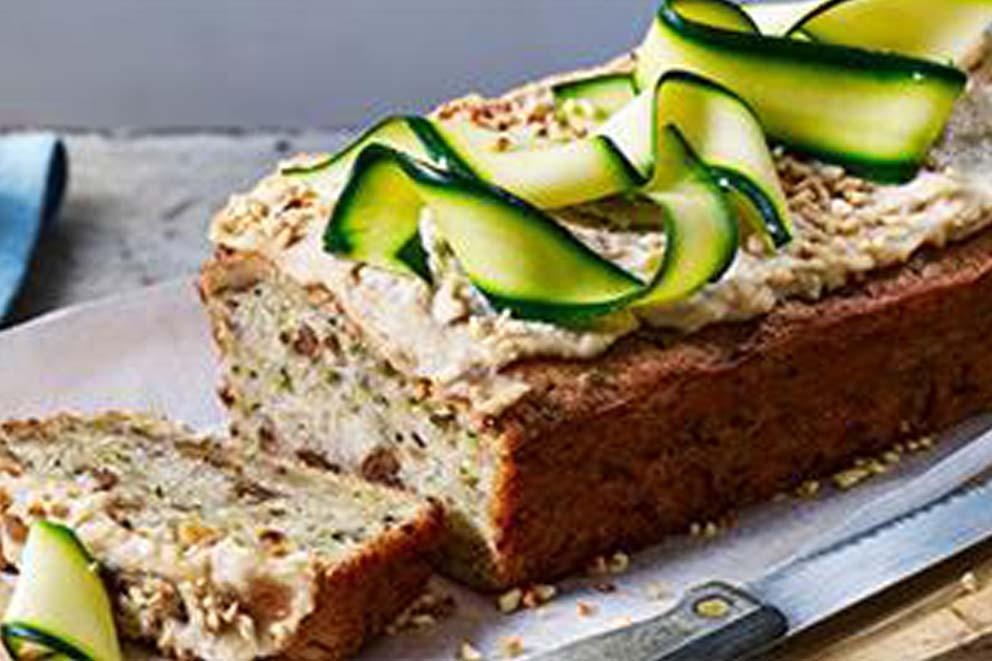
[0,411,443,660]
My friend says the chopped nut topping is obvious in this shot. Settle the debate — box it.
[521,584,557,609]
[387,591,457,634]
[577,601,597,617]
[961,571,980,594]
[499,636,525,658]
[497,587,523,614]
[258,528,292,557]
[795,480,821,499]
[177,519,221,548]
[458,640,484,661]
[607,551,630,574]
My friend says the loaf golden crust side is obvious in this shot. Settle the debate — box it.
[484,221,992,586]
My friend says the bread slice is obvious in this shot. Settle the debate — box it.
[0,412,442,660]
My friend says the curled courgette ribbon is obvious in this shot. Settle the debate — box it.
[286,0,990,323]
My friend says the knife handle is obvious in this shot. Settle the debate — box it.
[644,582,788,661]
[538,582,788,661]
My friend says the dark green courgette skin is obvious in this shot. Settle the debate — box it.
[405,116,477,179]
[652,69,793,247]
[657,0,965,85]
[647,0,966,182]
[2,624,94,661]
[714,167,790,248]
[2,523,99,661]
[279,115,418,176]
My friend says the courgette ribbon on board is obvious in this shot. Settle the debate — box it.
[2,522,123,661]
[317,74,739,323]
[557,0,990,183]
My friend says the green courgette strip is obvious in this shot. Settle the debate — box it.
[787,0,992,66]
[326,76,737,322]
[636,0,967,182]
[551,77,791,247]
[599,70,791,247]
[328,144,644,321]
[432,122,644,209]
[551,73,638,116]
[2,522,122,661]
[281,115,475,190]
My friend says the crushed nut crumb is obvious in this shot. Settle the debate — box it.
[961,572,980,594]
[644,581,670,601]
[388,591,457,635]
[497,587,523,614]
[458,640,483,661]
[499,636,525,658]
[521,584,557,609]
[795,480,821,499]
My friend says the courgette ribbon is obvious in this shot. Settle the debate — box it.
[2,522,122,661]
[559,0,989,182]
[323,74,738,322]
[288,0,987,322]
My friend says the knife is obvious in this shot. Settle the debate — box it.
[536,476,992,661]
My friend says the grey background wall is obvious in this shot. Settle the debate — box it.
[0,1,658,131]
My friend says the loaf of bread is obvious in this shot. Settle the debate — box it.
[202,41,992,589]
[0,412,442,659]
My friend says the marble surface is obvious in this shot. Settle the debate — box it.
[6,131,354,326]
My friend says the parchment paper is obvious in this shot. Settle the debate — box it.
[2,278,992,660]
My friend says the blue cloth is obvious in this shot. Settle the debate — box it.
[0,133,67,319]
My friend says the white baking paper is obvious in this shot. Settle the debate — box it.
[2,278,992,661]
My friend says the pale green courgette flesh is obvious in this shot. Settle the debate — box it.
[600,70,791,246]
[434,121,642,209]
[636,126,737,306]
[2,522,122,661]
[325,149,433,280]
[551,73,637,116]
[789,0,992,66]
[636,0,967,182]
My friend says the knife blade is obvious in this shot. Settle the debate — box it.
[535,477,992,661]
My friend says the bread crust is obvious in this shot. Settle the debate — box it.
[283,505,443,660]
[485,223,992,586]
